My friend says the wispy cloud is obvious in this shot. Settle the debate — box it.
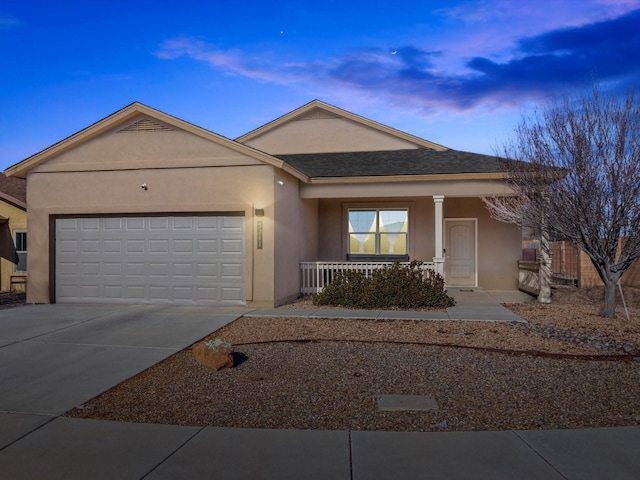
[156,37,318,85]
[155,9,640,114]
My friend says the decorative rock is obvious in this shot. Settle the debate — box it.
[193,338,234,371]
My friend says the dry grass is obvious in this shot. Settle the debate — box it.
[66,286,640,432]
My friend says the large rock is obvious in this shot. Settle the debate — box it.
[193,338,234,371]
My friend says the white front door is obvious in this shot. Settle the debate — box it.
[444,219,477,286]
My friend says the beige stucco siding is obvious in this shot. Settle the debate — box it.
[273,173,300,304]
[445,198,521,290]
[243,117,421,154]
[34,125,266,173]
[315,197,519,290]
[26,163,278,305]
[301,179,514,199]
[272,173,321,305]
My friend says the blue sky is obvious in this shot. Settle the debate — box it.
[2,0,640,171]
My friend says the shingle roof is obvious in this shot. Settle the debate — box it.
[0,173,26,204]
[276,149,510,178]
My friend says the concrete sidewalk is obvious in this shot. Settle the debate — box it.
[1,415,638,479]
[1,298,638,479]
[247,288,533,322]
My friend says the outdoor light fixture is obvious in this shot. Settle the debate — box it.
[141,183,148,190]
[255,209,265,217]
[276,180,284,186]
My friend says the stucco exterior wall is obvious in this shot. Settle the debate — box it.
[273,172,301,305]
[315,196,520,290]
[34,124,266,173]
[272,173,320,305]
[445,197,521,290]
[25,162,277,305]
[0,202,27,292]
[243,117,420,154]
[301,179,514,199]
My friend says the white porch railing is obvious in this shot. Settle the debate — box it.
[300,261,439,294]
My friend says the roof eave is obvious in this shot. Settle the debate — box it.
[0,191,27,210]
[308,172,510,184]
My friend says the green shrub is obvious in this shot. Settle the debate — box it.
[313,261,454,309]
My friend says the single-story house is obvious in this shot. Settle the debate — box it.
[5,100,520,306]
[0,173,27,292]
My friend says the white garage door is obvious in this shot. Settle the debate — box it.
[55,215,245,305]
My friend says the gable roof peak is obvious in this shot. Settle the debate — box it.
[236,100,449,151]
[4,102,309,182]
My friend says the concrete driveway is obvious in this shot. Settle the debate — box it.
[2,303,640,480]
[0,304,250,416]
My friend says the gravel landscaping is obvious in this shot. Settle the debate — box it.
[66,286,640,432]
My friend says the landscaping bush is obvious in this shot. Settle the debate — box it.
[313,261,455,309]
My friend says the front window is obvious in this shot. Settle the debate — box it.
[348,209,408,256]
[14,231,27,273]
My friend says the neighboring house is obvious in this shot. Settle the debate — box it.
[4,100,520,306]
[0,173,27,292]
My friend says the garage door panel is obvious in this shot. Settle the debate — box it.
[58,240,79,254]
[172,263,194,277]
[173,239,194,253]
[81,240,99,254]
[126,239,145,254]
[57,218,79,231]
[221,238,244,254]
[196,263,218,277]
[81,262,100,275]
[221,287,243,301]
[103,239,123,253]
[150,217,169,230]
[197,239,218,252]
[149,239,169,254]
[55,215,245,305]
[81,284,100,297]
[221,263,243,279]
[222,216,243,229]
[103,262,123,276]
[149,263,169,276]
[197,216,219,229]
[104,285,124,298]
[80,218,100,231]
[149,286,170,300]
[173,217,194,229]
[126,218,145,230]
[104,218,123,229]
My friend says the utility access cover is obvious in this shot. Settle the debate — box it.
[377,395,439,411]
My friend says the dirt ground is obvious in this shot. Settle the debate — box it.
[66,286,640,432]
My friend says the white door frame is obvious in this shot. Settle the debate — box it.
[444,218,478,287]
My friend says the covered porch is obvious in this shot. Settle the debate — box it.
[293,192,521,296]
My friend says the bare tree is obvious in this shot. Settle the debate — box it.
[484,85,640,317]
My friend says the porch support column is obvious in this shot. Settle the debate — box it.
[433,195,445,276]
